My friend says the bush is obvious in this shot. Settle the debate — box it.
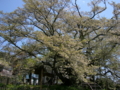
[0,83,6,87]
[17,85,30,90]
[6,84,88,90]
[7,84,17,90]
[8,85,29,90]
[48,85,88,90]
[7,85,41,90]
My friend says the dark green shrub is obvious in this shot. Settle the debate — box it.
[7,85,30,90]
[31,85,40,90]
[6,84,88,90]
[48,85,85,90]
[17,85,30,90]
[0,83,6,87]
[67,86,79,90]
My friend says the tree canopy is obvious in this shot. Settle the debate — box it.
[0,0,120,86]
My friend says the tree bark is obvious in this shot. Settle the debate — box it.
[40,67,43,90]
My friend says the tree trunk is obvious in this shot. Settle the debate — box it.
[29,73,32,85]
[40,67,43,90]
[6,77,9,85]
[53,68,75,86]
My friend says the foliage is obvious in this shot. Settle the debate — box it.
[6,84,87,90]
[48,85,80,90]
[0,83,6,87]
[7,85,37,90]
[0,58,10,68]
[96,77,117,90]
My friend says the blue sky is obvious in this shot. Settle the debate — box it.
[76,0,119,18]
[0,0,24,13]
[0,0,119,18]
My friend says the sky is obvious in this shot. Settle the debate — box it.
[76,0,119,18]
[0,0,24,13]
[0,0,119,17]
